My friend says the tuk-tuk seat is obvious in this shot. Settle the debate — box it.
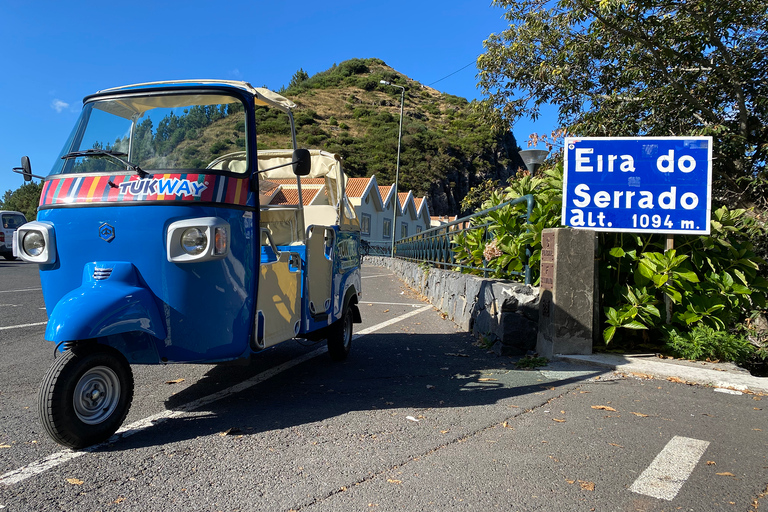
[259,208,304,246]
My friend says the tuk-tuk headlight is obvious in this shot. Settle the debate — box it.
[15,221,56,264]
[180,228,207,256]
[167,218,229,263]
[23,231,46,256]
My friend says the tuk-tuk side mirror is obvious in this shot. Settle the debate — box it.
[21,156,32,182]
[292,149,311,177]
[13,156,33,182]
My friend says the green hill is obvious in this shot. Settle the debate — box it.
[271,58,526,216]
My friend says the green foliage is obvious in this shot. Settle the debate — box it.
[1,181,44,221]
[515,355,548,369]
[600,207,768,348]
[450,160,768,362]
[478,0,768,210]
[665,325,755,365]
[453,165,563,281]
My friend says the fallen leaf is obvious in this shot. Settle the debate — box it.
[667,376,687,384]
[707,461,716,466]
[219,427,242,436]
[753,428,762,431]
[405,416,420,422]
[66,478,84,485]
[566,479,576,484]
[478,378,497,382]
[383,309,390,313]
[631,412,649,417]
[114,497,126,504]
[387,479,402,484]
[165,378,185,384]
[501,422,513,429]
[440,430,449,434]
[609,443,624,448]
[0,444,11,449]
[553,418,566,423]
[716,472,736,477]
[591,405,617,412]
[579,480,595,491]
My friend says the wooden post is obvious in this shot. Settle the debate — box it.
[665,234,674,324]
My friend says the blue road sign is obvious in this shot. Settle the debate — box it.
[562,137,712,234]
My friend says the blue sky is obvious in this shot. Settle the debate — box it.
[0,0,558,197]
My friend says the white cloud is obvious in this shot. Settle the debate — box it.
[51,99,69,113]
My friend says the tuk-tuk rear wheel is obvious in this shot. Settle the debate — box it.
[327,303,353,361]
[38,345,133,449]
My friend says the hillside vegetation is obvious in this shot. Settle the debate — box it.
[270,58,525,215]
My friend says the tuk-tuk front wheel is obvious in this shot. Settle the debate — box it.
[327,303,353,361]
[38,346,134,449]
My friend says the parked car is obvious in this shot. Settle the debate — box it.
[0,210,27,260]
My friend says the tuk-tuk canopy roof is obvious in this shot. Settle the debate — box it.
[89,80,296,118]
[257,149,344,182]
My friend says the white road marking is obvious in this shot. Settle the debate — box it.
[0,305,433,486]
[629,436,710,501]
[0,288,42,294]
[0,322,47,331]
[363,301,426,307]
[361,274,393,279]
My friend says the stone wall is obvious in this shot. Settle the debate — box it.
[366,257,540,355]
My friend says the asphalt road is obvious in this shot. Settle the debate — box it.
[1,259,766,511]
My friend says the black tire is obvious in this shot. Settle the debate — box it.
[2,254,16,261]
[327,302,353,361]
[38,346,133,449]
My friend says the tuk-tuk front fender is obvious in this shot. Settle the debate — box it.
[45,262,167,344]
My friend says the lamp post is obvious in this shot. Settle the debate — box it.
[518,149,549,175]
[380,80,405,257]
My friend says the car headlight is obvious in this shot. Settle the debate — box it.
[15,221,56,264]
[167,218,229,263]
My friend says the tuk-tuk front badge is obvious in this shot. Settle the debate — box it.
[99,223,115,243]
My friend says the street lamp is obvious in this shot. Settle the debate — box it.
[380,80,405,257]
[518,149,549,174]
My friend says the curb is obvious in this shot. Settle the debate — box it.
[554,353,768,394]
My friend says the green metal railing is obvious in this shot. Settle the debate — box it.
[393,194,535,285]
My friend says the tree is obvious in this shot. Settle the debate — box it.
[1,181,44,220]
[288,68,310,90]
[478,0,768,209]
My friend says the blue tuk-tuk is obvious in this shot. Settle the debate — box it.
[13,80,362,448]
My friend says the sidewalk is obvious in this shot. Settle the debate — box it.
[553,353,768,394]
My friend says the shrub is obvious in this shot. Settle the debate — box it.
[451,162,768,361]
[665,325,755,364]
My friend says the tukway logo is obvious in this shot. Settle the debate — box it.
[118,178,208,197]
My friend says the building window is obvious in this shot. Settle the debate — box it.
[361,214,371,236]
[416,225,422,234]
[401,222,408,239]
[383,218,392,238]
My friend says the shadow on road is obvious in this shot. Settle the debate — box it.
[100,330,606,451]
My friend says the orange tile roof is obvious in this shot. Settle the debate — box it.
[378,185,392,199]
[269,187,321,206]
[345,177,371,198]
[266,178,326,185]
[414,197,424,209]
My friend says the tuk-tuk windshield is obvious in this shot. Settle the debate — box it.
[50,93,248,176]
